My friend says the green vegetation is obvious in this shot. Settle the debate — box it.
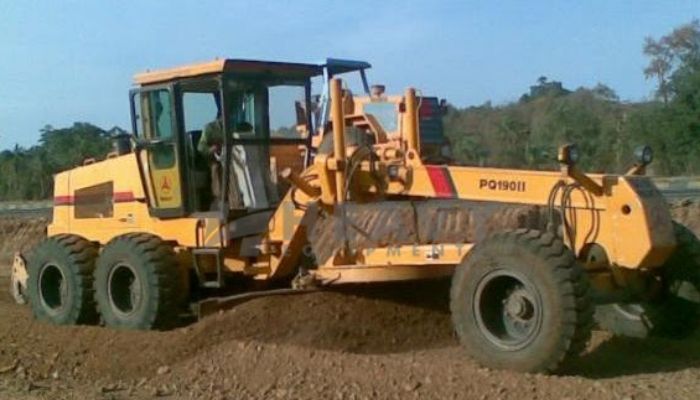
[0,123,116,200]
[445,19,700,175]
[0,20,698,201]
[444,81,630,172]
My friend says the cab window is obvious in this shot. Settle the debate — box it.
[269,84,306,139]
[139,89,174,140]
[364,102,398,133]
[135,89,176,169]
[183,92,219,133]
[227,89,267,139]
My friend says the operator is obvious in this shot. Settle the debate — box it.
[198,115,250,210]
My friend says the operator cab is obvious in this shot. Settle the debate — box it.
[130,59,319,218]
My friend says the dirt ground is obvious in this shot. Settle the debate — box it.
[3,276,700,400]
[1,201,700,399]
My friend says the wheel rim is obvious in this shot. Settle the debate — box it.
[107,263,142,317]
[38,264,67,314]
[611,303,645,320]
[473,269,543,350]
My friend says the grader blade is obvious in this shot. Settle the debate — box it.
[195,287,317,318]
[308,200,544,266]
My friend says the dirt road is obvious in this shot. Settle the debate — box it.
[2,275,700,400]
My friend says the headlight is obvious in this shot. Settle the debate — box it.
[634,145,653,166]
[557,144,579,165]
[569,146,580,164]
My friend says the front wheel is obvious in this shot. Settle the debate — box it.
[450,229,593,373]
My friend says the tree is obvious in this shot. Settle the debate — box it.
[591,83,619,102]
[634,19,700,175]
[644,19,700,103]
[0,122,115,200]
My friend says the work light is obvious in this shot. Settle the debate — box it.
[634,145,653,166]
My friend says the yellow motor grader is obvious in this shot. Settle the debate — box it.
[16,58,700,373]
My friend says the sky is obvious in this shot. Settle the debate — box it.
[0,0,698,150]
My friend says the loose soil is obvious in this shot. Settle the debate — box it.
[1,200,700,399]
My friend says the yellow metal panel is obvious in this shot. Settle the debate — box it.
[312,264,455,284]
[148,160,183,209]
[54,154,146,199]
[134,59,226,86]
[47,153,220,248]
[393,164,674,269]
[49,204,215,248]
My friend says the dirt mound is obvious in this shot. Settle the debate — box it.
[187,280,454,355]
[0,279,452,382]
[4,275,700,399]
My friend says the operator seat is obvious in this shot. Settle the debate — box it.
[230,138,279,209]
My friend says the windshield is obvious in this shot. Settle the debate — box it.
[223,78,309,140]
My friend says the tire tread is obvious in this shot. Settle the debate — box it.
[450,229,593,373]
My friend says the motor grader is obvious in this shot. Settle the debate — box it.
[14,58,700,373]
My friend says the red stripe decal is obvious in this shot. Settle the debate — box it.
[54,195,74,206]
[426,166,456,198]
[113,191,136,203]
[54,191,137,206]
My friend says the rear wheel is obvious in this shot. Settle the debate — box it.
[26,235,98,325]
[94,234,186,330]
[595,222,700,338]
[450,229,593,373]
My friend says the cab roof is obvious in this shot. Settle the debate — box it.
[133,58,373,86]
[134,59,323,86]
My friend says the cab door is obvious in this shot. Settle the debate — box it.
[130,86,187,218]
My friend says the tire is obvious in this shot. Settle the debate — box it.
[595,222,700,338]
[94,233,186,330]
[26,235,98,325]
[450,229,593,373]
